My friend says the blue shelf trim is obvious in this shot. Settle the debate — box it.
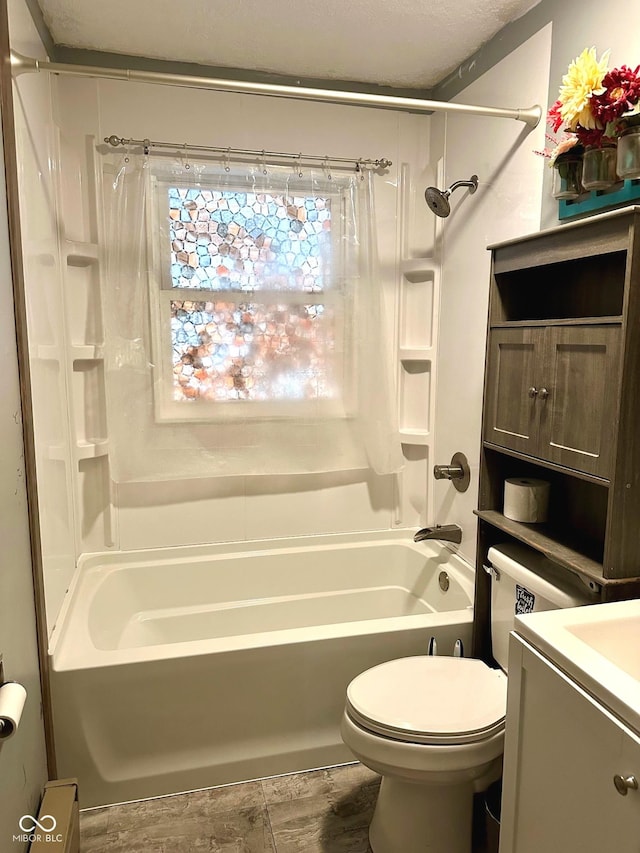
[559,179,640,220]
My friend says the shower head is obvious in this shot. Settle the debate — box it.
[424,175,478,218]
[425,186,453,218]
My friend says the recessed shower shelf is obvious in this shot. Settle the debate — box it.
[399,347,432,362]
[399,429,430,446]
[64,241,99,266]
[36,345,60,361]
[71,344,104,361]
[76,439,109,460]
[47,443,67,461]
[400,258,436,282]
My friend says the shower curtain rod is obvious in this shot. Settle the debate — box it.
[10,51,542,128]
[103,134,392,170]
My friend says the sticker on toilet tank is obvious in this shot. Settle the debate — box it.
[515,584,535,615]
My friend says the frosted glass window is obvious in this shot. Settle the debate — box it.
[171,299,335,402]
[168,188,331,293]
[151,177,345,420]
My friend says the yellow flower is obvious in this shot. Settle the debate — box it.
[558,47,610,130]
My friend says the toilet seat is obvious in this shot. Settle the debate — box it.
[346,656,507,746]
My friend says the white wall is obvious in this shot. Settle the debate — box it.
[432,25,552,564]
[0,127,48,850]
[0,4,48,842]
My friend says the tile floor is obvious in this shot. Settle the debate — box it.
[79,763,380,853]
[80,761,496,852]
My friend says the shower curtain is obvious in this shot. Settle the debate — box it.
[101,150,403,482]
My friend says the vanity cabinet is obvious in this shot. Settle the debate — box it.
[474,208,640,658]
[499,634,640,853]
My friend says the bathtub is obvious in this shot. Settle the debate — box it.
[49,531,474,807]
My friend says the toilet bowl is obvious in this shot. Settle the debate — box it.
[341,542,596,853]
[341,655,507,853]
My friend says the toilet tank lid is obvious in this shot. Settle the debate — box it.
[487,543,597,607]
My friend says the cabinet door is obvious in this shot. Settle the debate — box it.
[539,325,620,479]
[500,638,640,853]
[484,328,545,455]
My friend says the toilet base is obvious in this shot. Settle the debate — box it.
[369,775,474,853]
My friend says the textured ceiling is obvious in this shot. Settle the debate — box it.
[37,0,541,89]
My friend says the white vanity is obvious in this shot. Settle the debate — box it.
[499,599,640,853]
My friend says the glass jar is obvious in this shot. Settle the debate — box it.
[581,145,620,190]
[552,154,583,200]
[616,125,640,180]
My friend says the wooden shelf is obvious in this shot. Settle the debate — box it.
[483,442,610,487]
[559,180,640,221]
[490,316,622,328]
[475,509,606,586]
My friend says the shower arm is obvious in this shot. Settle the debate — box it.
[446,178,478,196]
[10,51,542,127]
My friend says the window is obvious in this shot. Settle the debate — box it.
[149,175,348,422]
[103,155,402,480]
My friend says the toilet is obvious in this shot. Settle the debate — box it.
[341,542,595,853]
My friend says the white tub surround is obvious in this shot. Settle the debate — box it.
[49,531,473,806]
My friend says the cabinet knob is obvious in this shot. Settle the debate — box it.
[538,387,550,400]
[613,774,638,796]
[528,387,538,398]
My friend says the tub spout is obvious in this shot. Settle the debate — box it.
[413,524,462,545]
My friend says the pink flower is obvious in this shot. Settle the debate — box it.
[545,134,582,165]
[547,99,564,133]
[553,136,580,157]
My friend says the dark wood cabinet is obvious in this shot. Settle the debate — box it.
[541,325,620,478]
[484,327,544,457]
[474,207,640,660]
[484,325,620,479]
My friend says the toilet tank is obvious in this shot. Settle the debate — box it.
[487,542,597,672]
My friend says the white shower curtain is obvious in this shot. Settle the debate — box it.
[101,150,403,481]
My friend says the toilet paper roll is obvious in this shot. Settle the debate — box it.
[503,477,550,523]
[0,682,27,739]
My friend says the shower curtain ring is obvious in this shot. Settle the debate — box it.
[296,153,303,178]
[223,147,231,172]
[183,143,191,170]
[323,157,332,181]
[261,149,268,175]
